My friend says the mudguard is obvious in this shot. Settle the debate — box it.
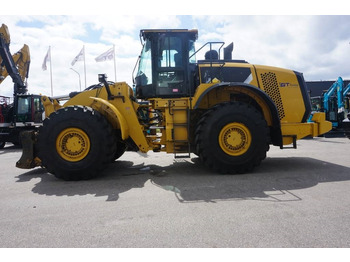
[90,97,129,140]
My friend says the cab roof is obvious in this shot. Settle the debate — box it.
[140,29,198,41]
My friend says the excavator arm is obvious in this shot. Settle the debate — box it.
[343,83,350,97]
[0,24,30,94]
[0,44,30,86]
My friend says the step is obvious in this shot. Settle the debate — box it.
[174,153,191,159]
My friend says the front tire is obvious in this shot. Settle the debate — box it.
[37,106,116,180]
[195,102,270,174]
[113,139,127,161]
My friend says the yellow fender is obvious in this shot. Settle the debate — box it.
[90,97,129,140]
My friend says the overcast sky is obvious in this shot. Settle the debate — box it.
[1,3,350,98]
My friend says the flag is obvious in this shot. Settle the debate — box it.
[71,47,84,66]
[42,47,50,71]
[95,47,114,62]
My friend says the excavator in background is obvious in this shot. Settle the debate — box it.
[0,24,44,148]
[310,76,350,137]
[16,29,332,180]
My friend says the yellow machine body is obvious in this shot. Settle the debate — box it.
[41,67,330,156]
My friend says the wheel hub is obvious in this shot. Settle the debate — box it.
[56,128,90,162]
[218,123,251,156]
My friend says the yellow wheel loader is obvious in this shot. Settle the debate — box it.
[17,29,332,180]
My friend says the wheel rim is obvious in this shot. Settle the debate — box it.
[56,127,90,162]
[218,122,252,156]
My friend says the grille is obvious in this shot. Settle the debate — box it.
[260,72,285,120]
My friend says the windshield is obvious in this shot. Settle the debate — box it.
[136,40,153,86]
[17,97,30,115]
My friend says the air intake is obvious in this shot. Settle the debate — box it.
[260,72,285,120]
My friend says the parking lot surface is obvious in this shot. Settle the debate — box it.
[0,137,350,247]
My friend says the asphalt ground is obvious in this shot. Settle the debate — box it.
[0,136,350,249]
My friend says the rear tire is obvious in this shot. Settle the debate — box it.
[195,102,270,174]
[37,106,116,180]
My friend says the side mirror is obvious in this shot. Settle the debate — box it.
[98,73,107,83]
[98,74,113,100]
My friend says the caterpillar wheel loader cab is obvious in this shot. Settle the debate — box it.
[134,29,198,98]
[17,29,332,180]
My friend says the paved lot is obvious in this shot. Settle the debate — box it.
[0,137,350,248]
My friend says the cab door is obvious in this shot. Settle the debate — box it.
[153,34,188,98]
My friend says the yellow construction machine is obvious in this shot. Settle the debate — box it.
[17,29,331,180]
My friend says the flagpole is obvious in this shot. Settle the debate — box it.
[49,46,53,97]
[113,44,117,82]
[83,45,87,89]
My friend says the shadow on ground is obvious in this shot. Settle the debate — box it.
[0,144,22,154]
[15,156,350,202]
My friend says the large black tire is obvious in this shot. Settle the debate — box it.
[37,106,116,180]
[195,102,270,174]
[0,141,5,149]
[112,130,127,162]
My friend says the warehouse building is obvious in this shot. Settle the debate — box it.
[307,80,350,97]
